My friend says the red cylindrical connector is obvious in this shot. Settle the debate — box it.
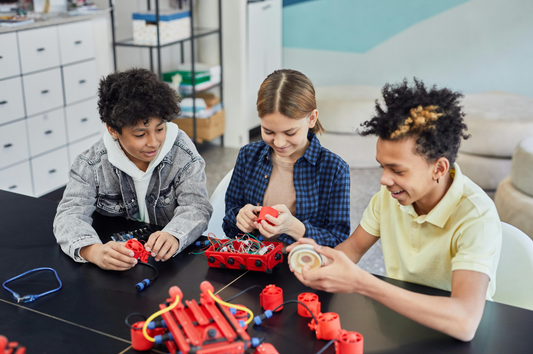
[297,292,321,318]
[314,312,341,340]
[335,330,364,354]
[257,207,278,225]
[260,284,283,312]
[254,343,280,354]
[131,321,154,351]
[0,336,8,352]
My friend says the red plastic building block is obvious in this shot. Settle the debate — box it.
[260,285,283,312]
[308,312,341,340]
[0,335,26,354]
[125,239,150,263]
[254,343,279,354]
[335,330,364,354]
[257,207,279,225]
[132,281,255,354]
[205,241,283,273]
[297,293,321,318]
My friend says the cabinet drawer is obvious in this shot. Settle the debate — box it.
[31,147,69,197]
[0,32,21,79]
[0,77,25,125]
[27,108,67,156]
[63,60,97,105]
[68,134,100,166]
[18,26,60,74]
[66,98,101,142]
[23,68,64,117]
[0,161,33,197]
[58,21,95,65]
[0,120,30,169]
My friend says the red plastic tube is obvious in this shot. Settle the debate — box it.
[335,330,364,354]
[260,284,284,312]
[297,292,321,318]
[257,207,279,225]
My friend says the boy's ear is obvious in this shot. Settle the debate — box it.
[433,157,450,181]
[106,124,119,140]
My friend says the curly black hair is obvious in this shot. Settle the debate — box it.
[359,78,470,165]
[98,68,181,133]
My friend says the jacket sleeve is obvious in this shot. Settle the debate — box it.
[287,162,351,247]
[53,157,102,262]
[222,147,248,237]
[162,154,213,254]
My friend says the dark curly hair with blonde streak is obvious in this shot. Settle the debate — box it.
[98,68,181,134]
[359,78,470,165]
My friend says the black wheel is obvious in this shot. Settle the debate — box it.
[265,268,272,274]
[208,256,215,263]
[220,263,226,268]
[274,252,282,261]
[255,260,262,267]
[239,264,246,270]
[227,258,234,265]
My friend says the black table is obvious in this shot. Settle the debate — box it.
[1,190,533,353]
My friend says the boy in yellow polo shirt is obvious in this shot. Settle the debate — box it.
[288,79,502,342]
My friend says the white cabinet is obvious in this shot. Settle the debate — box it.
[0,77,25,125]
[23,68,64,116]
[246,0,282,129]
[0,162,33,197]
[0,19,104,197]
[0,120,30,170]
[17,26,61,74]
[68,134,101,166]
[0,32,21,79]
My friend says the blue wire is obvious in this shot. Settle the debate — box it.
[2,267,62,303]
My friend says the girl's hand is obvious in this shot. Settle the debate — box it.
[255,204,305,239]
[236,204,262,233]
[145,231,179,262]
[80,242,137,271]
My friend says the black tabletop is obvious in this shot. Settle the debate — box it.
[1,190,533,354]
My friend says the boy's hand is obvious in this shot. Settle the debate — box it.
[236,204,262,233]
[145,231,179,262]
[80,242,137,271]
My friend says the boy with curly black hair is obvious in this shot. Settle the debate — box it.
[54,68,212,270]
[288,79,502,341]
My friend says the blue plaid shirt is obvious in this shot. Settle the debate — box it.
[223,132,350,247]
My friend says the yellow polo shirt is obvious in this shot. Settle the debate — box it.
[360,164,502,298]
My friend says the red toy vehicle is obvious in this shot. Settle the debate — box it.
[205,240,283,273]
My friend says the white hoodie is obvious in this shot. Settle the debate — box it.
[103,122,179,223]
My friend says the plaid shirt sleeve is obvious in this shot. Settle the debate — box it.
[222,147,248,237]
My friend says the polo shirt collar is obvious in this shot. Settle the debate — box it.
[260,132,321,165]
[399,163,464,228]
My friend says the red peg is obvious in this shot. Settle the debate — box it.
[257,207,278,225]
[260,284,283,312]
[297,292,321,318]
[308,312,341,340]
[335,330,364,354]
[0,336,7,352]
[254,343,279,354]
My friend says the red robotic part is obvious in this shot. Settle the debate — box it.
[233,305,250,330]
[125,239,150,263]
[260,285,283,312]
[130,321,165,351]
[254,343,279,354]
[297,293,321,318]
[308,312,341,340]
[0,335,26,354]
[257,207,279,225]
[335,330,364,354]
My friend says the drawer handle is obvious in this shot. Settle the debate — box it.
[4,143,13,148]
[75,40,82,45]
[8,185,17,190]
[0,100,7,105]
[79,79,86,84]
[45,130,53,135]
[49,169,57,174]
[263,4,271,10]
[81,118,88,122]
[37,47,45,52]
[41,90,49,94]
[0,56,3,59]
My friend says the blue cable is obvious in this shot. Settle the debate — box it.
[2,267,62,303]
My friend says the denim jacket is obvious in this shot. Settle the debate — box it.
[53,129,213,262]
